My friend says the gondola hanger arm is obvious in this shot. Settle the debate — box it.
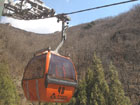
[55,14,70,54]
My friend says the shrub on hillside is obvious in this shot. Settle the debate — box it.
[0,63,19,105]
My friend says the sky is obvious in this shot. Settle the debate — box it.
[1,0,140,34]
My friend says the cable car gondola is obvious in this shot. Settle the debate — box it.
[22,51,77,103]
[22,16,77,103]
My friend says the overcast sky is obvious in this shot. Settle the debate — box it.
[1,0,140,34]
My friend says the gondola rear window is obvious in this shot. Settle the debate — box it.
[23,54,46,80]
[48,54,76,81]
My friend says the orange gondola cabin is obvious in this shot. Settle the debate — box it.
[22,51,77,103]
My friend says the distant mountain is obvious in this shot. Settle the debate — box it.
[0,4,140,105]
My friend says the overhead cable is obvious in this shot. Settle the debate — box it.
[63,0,138,15]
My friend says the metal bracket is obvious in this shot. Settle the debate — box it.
[55,14,70,53]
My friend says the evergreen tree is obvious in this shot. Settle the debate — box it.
[0,63,19,105]
[89,54,109,105]
[108,63,132,105]
[85,68,93,104]
[76,79,87,105]
[67,97,76,105]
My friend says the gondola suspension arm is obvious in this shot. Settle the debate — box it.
[55,14,70,53]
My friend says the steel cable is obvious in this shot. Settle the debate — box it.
[63,0,138,15]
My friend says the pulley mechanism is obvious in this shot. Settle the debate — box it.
[2,0,55,20]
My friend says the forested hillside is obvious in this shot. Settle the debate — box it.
[0,5,140,105]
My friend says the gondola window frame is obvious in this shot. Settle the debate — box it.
[23,54,46,80]
[48,53,76,81]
